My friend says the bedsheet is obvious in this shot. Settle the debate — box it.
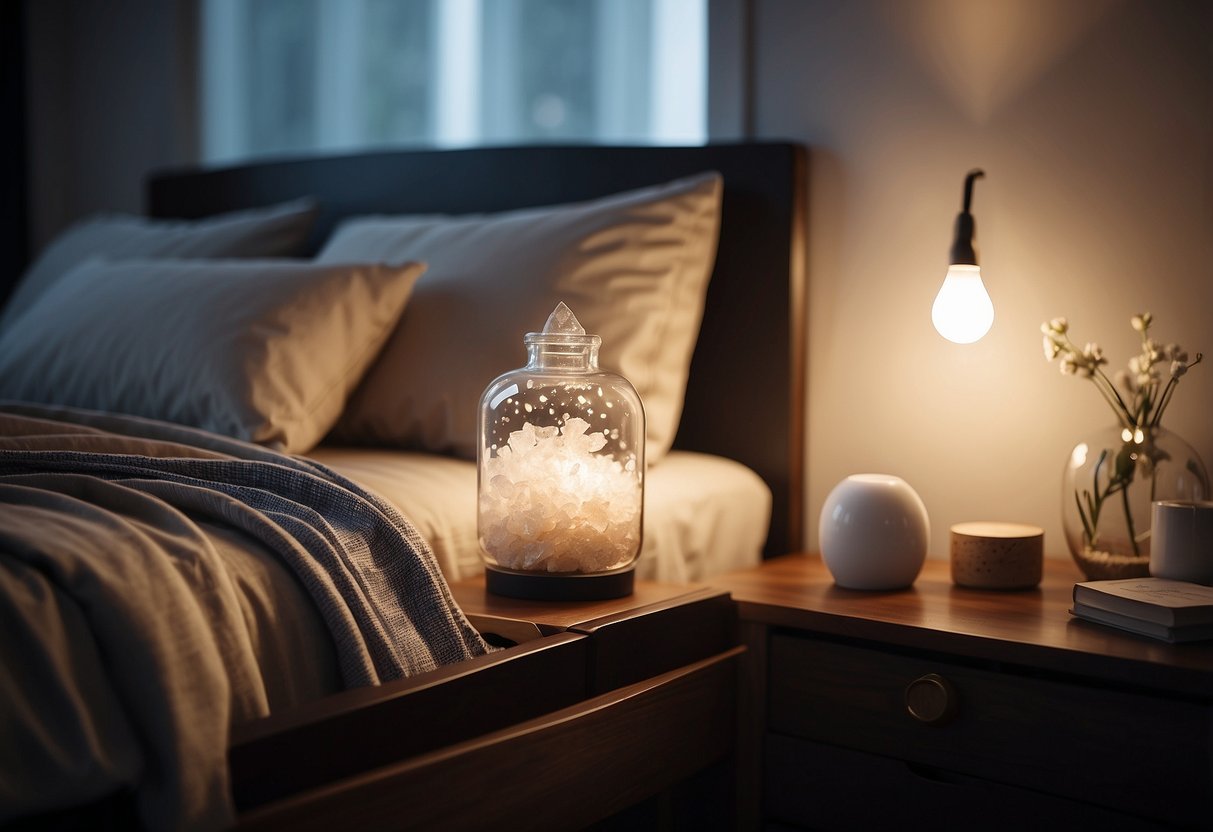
[309,446,772,582]
[0,404,488,830]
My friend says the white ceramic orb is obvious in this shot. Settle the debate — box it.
[819,474,930,590]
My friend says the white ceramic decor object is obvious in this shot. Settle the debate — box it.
[819,474,930,590]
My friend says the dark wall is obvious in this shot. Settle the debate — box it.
[2,1,28,307]
[22,0,198,256]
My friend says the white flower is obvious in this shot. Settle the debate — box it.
[1041,313,1199,435]
[1082,343,1106,366]
[1165,344,1188,363]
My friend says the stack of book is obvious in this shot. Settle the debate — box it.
[1072,577,1213,643]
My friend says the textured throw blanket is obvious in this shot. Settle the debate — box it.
[0,404,488,830]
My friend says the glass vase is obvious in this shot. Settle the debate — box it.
[1062,425,1210,580]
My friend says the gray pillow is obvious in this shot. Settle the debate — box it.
[316,173,722,463]
[0,258,425,454]
[0,199,317,331]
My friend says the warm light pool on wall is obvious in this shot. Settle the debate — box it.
[932,169,994,344]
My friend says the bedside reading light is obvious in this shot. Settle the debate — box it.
[932,169,994,344]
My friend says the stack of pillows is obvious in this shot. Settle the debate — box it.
[0,172,722,465]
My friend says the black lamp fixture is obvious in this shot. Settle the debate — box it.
[931,169,994,344]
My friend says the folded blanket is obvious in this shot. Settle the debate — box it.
[0,404,488,830]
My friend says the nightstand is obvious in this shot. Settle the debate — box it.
[711,554,1213,830]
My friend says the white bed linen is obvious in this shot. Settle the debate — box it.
[307,447,771,583]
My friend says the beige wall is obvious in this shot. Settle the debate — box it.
[750,0,1213,558]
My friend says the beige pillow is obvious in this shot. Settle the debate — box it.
[0,198,317,332]
[316,172,722,462]
[0,258,424,454]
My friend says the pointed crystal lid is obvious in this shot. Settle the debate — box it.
[543,302,586,336]
[528,302,598,343]
[525,301,601,361]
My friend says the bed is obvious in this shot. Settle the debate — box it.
[144,142,806,576]
[0,142,806,829]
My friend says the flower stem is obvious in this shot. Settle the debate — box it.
[1152,353,1203,428]
[1120,477,1140,558]
[1151,377,1178,429]
[1092,367,1134,425]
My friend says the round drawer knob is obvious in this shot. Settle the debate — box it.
[905,673,957,724]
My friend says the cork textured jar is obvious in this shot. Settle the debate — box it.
[950,522,1044,589]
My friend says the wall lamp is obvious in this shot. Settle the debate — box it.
[932,169,994,344]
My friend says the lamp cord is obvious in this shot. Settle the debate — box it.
[962,169,985,213]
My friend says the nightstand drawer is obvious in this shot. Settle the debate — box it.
[764,734,1168,831]
[769,634,1211,826]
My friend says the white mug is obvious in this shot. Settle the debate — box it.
[1150,500,1213,585]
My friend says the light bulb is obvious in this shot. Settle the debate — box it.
[931,264,994,344]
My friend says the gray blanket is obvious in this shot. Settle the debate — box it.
[0,404,488,830]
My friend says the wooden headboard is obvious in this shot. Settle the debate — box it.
[148,142,807,557]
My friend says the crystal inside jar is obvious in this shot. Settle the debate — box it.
[477,302,645,599]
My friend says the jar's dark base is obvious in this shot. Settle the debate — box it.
[485,564,635,601]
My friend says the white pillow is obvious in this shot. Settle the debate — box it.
[0,199,317,331]
[0,258,424,454]
[316,172,722,463]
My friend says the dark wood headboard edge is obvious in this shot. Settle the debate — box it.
[788,146,808,554]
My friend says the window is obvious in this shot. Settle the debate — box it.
[202,0,706,164]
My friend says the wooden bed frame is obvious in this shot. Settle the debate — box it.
[145,142,808,828]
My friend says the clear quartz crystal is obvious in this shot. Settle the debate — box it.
[544,301,585,335]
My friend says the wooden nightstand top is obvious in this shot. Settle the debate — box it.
[710,553,1213,697]
[449,575,736,697]
[449,574,713,635]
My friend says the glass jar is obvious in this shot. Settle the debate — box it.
[1062,424,1210,580]
[477,302,644,599]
